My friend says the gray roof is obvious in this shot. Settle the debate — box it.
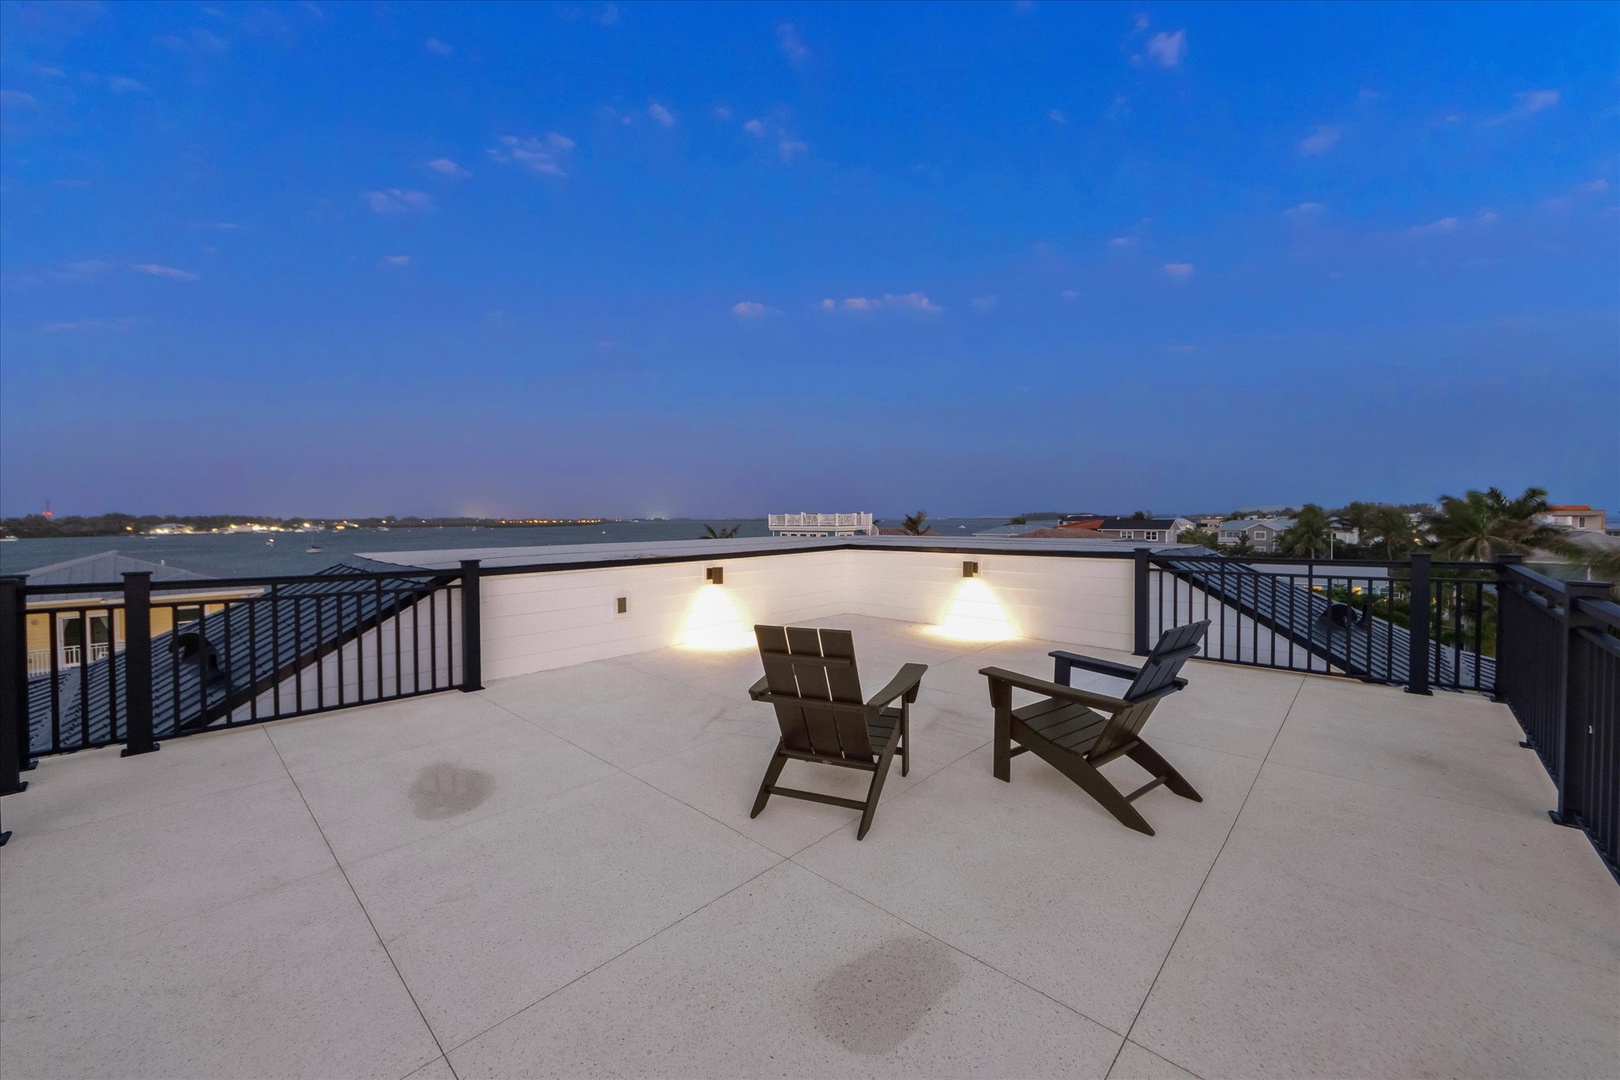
[1098,518,1181,531]
[22,550,216,586]
[26,564,451,755]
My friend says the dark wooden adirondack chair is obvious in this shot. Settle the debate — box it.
[978,621,1210,836]
[748,625,927,840]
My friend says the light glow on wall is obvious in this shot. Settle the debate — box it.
[930,577,1017,642]
[678,583,755,650]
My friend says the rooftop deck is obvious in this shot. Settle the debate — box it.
[2,614,1616,1079]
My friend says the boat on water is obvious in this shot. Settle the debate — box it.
[376,526,390,532]
[266,538,276,545]
[0,534,17,542]
[306,545,323,553]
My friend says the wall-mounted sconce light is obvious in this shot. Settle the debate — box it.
[962,561,979,578]
[616,596,628,615]
[706,566,724,585]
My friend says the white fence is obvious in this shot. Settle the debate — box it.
[766,512,875,535]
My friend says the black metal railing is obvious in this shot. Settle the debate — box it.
[1496,564,1619,880]
[1,561,483,785]
[1138,550,1499,694]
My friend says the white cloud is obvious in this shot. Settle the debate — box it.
[594,3,620,26]
[970,295,998,312]
[732,301,769,318]
[1572,179,1611,196]
[425,38,452,55]
[363,188,435,213]
[1047,108,1066,124]
[1059,288,1079,300]
[44,259,113,282]
[0,89,37,108]
[884,292,941,313]
[1168,344,1197,355]
[1474,210,1500,225]
[1134,12,1151,31]
[712,105,732,121]
[647,102,675,127]
[427,157,470,177]
[777,23,808,65]
[1107,236,1138,248]
[1144,29,1186,68]
[380,255,412,266]
[818,293,940,314]
[1407,217,1459,237]
[778,138,809,163]
[1284,202,1325,219]
[742,118,766,136]
[1485,89,1559,125]
[487,133,576,177]
[1298,125,1342,155]
[107,76,148,93]
[1162,262,1195,280]
[132,263,199,281]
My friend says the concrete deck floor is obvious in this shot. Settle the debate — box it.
[2,614,1616,1080]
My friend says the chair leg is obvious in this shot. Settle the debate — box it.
[900,701,910,778]
[1036,746,1155,835]
[856,742,898,840]
[1125,739,1202,802]
[750,744,789,819]
[992,705,1012,782]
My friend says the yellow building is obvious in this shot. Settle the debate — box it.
[22,551,262,677]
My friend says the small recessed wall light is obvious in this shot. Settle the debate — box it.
[616,596,628,615]
[706,566,724,585]
[963,561,979,578]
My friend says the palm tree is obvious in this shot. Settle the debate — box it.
[1368,505,1416,559]
[1279,504,1332,559]
[1427,487,1557,561]
[901,510,930,535]
[701,523,740,539]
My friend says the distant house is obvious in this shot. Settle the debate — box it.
[1095,517,1193,544]
[1013,526,1109,539]
[1218,517,1295,553]
[767,512,876,537]
[20,551,261,677]
[1540,505,1607,533]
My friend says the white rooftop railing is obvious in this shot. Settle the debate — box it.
[767,512,875,533]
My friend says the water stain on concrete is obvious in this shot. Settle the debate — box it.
[810,936,963,1055]
[409,763,495,819]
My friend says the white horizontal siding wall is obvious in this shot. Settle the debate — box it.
[843,551,1136,652]
[478,550,852,681]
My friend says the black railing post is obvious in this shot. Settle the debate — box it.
[0,576,29,799]
[1491,553,1524,702]
[1551,579,1611,828]
[120,572,158,757]
[1405,552,1432,695]
[1133,547,1151,656]
[459,560,483,692]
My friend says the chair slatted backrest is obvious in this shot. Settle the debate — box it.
[756,625,874,761]
[1092,621,1211,758]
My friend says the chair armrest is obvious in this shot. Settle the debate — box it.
[867,663,927,708]
[748,675,769,701]
[978,667,1130,712]
[1049,650,1142,682]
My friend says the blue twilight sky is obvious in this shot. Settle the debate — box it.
[1,1,1616,519]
